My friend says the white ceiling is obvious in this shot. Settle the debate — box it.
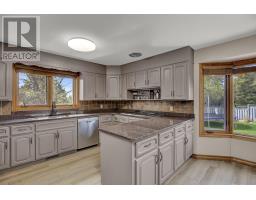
[1,14,256,65]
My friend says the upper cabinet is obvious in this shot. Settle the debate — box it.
[80,72,106,100]
[120,74,128,99]
[126,72,136,89]
[135,67,161,89]
[161,61,192,100]
[106,75,120,99]
[0,62,12,101]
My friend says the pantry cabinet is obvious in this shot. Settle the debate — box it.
[11,133,35,166]
[0,62,12,101]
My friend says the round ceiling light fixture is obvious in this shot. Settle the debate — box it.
[68,38,96,52]
[129,52,142,58]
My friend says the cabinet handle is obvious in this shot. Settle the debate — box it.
[144,143,152,148]
[145,79,147,85]
[147,80,149,85]
[173,90,175,97]
[159,152,163,162]
[29,137,33,144]
[164,135,170,139]
[134,82,135,87]
[55,132,58,139]
[57,131,60,139]
[184,137,188,145]
[155,155,159,164]
[4,142,8,150]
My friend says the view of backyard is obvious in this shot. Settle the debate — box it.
[204,71,256,137]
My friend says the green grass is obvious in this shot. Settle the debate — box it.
[204,120,256,136]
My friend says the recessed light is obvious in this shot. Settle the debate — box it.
[68,38,96,52]
[129,52,142,58]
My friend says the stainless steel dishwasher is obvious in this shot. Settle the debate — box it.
[78,117,99,149]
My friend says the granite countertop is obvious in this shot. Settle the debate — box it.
[99,116,193,142]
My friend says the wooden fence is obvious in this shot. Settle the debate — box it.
[205,105,256,121]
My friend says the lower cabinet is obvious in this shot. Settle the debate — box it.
[11,134,35,167]
[136,149,159,185]
[174,135,185,170]
[0,138,10,170]
[58,128,77,154]
[36,130,58,160]
[159,140,175,184]
[185,129,193,160]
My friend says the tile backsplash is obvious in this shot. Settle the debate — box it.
[0,100,194,116]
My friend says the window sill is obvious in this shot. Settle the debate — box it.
[200,132,256,142]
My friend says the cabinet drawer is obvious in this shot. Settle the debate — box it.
[36,119,77,132]
[0,127,10,137]
[100,115,113,123]
[135,136,158,158]
[175,124,185,137]
[159,129,174,146]
[11,124,35,136]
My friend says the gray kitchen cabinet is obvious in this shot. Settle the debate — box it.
[126,72,136,89]
[185,120,194,160]
[58,128,77,153]
[0,138,10,170]
[80,72,106,100]
[11,134,35,166]
[147,67,160,88]
[135,68,160,89]
[0,62,12,101]
[161,61,191,100]
[173,62,187,99]
[135,70,148,88]
[136,149,159,185]
[36,130,58,160]
[174,134,185,170]
[106,75,120,99]
[159,140,175,184]
[95,74,106,99]
[120,74,128,99]
[161,65,173,99]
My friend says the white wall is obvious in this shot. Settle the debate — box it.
[194,35,256,162]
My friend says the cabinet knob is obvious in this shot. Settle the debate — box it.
[29,137,33,144]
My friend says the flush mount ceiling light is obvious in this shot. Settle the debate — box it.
[68,38,96,52]
[129,52,142,58]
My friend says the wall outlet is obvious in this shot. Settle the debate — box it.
[100,104,104,109]
[169,105,174,112]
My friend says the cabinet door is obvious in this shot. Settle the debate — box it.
[95,74,106,99]
[185,130,193,160]
[11,134,35,166]
[0,138,10,170]
[161,65,173,99]
[159,140,174,184]
[148,67,160,88]
[106,75,120,99]
[0,62,11,100]
[36,130,58,160]
[173,62,187,99]
[121,74,127,99]
[174,135,185,170]
[126,73,135,89]
[58,128,77,154]
[135,70,147,88]
[136,149,158,185]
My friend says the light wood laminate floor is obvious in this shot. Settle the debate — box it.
[0,146,255,185]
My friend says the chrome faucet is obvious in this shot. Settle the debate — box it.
[50,101,57,116]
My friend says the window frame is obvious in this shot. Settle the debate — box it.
[199,58,256,142]
[12,63,80,111]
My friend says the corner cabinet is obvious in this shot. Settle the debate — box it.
[106,75,120,99]
[161,61,193,100]
[0,62,12,101]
